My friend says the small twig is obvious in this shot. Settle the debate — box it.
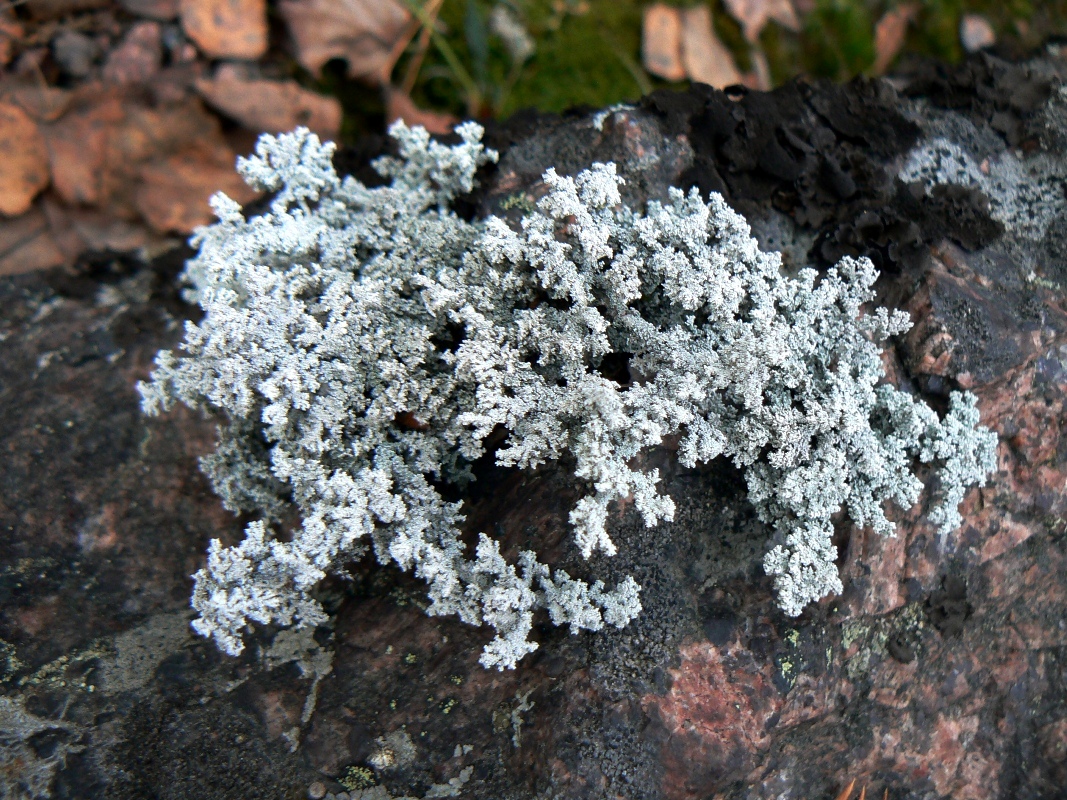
[378,0,436,85]
[399,0,481,116]
[400,0,443,96]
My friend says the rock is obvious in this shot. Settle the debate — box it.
[179,0,267,59]
[3,47,1067,800]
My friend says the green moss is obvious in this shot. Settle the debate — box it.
[422,0,651,116]
[294,0,1067,143]
[799,0,876,80]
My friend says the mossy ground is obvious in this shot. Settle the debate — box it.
[308,0,1067,142]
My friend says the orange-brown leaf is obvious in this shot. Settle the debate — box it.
[41,86,257,234]
[135,143,257,234]
[960,14,995,53]
[385,87,456,136]
[680,5,741,89]
[723,0,799,43]
[102,21,164,85]
[196,69,343,138]
[279,0,411,80]
[394,411,429,431]
[117,0,179,21]
[2,83,72,123]
[0,205,64,276]
[41,89,126,207]
[0,13,25,67]
[872,3,917,75]
[642,3,685,82]
[0,102,51,217]
[179,0,267,59]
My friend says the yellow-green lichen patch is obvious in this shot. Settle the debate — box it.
[841,602,927,681]
[0,639,23,683]
[340,765,377,792]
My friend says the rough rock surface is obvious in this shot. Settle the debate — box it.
[3,48,1067,800]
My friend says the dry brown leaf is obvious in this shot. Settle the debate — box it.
[960,14,995,53]
[117,0,179,21]
[41,89,126,207]
[24,0,108,21]
[37,195,87,261]
[680,6,742,89]
[747,46,771,91]
[102,21,163,85]
[196,70,343,138]
[42,85,257,234]
[279,0,411,80]
[642,3,685,82]
[0,14,24,68]
[179,0,267,59]
[135,143,256,233]
[0,102,51,217]
[1,82,72,122]
[120,101,258,230]
[723,0,799,43]
[0,194,161,277]
[51,202,159,255]
[385,87,455,135]
[872,3,917,75]
[0,205,65,276]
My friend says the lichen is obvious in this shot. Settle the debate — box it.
[140,122,998,669]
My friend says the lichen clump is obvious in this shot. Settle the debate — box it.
[139,122,997,669]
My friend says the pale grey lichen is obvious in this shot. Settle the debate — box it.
[898,134,1067,241]
[139,122,998,667]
